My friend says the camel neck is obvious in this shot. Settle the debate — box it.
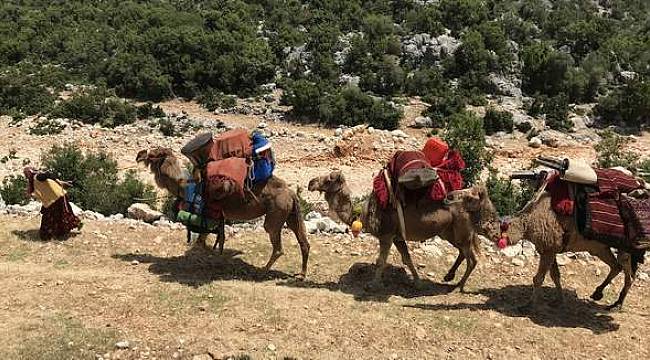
[325,190,354,226]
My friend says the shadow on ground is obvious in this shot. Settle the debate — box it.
[280,262,456,302]
[113,245,292,288]
[12,229,79,242]
[406,285,620,334]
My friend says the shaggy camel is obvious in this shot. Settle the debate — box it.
[492,191,644,311]
[136,147,310,278]
[308,170,498,290]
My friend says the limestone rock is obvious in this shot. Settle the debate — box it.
[127,203,163,223]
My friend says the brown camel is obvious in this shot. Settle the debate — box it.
[490,191,642,311]
[308,170,498,290]
[136,147,310,278]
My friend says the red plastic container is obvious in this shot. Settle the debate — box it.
[422,137,449,167]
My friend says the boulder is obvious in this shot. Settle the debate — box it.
[528,137,542,148]
[127,203,163,223]
[413,116,433,128]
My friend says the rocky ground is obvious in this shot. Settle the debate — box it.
[2,96,650,359]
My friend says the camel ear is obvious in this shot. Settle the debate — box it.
[136,149,149,163]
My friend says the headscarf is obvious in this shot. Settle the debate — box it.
[23,166,37,195]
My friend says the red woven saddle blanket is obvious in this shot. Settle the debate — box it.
[372,150,465,208]
[205,157,249,200]
[210,129,253,161]
[571,169,649,251]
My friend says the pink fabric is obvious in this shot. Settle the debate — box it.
[373,170,390,209]
[430,150,465,201]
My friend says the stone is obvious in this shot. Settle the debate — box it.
[257,122,268,129]
[511,258,525,267]
[305,211,322,221]
[528,137,542,148]
[127,203,163,223]
[69,202,83,216]
[501,243,522,257]
[391,130,408,138]
[115,341,130,349]
[556,254,571,266]
[413,116,433,128]
[638,272,649,281]
[335,128,343,137]
[420,243,443,257]
[267,344,277,352]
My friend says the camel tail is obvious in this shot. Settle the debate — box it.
[631,250,645,277]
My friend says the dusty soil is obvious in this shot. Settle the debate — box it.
[1,214,649,360]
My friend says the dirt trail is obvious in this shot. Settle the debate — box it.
[1,215,648,359]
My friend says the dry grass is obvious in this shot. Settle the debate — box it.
[0,214,649,359]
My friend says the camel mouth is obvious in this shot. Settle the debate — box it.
[135,150,149,163]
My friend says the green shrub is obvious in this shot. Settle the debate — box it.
[296,186,313,217]
[0,175,30,206]
[516,121,533,133]
[319,86,402,130]
[50,88,137,128]
[197,91,237,112]
[281,80,323,119]
[595,130,639,169]
[136,103,166,119]
[0,72,55,117]
[158,118,177,137]
[595,79,650,127]
[404,67,445,97]
[29,118,66,136]
[483,108,514,135]
[421,91,466,128]
[41,144,155,215]
[443,111,492,185]
[544,94,571,131]
[486,170,534,217]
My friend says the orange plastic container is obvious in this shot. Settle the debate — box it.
[422,137,449,167]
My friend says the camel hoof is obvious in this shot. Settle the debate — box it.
[606,303,623,312]
[294,273,306,281]
[443,273,455,282]
[590,291,604,301]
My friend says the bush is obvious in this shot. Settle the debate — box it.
[544,94,571,131]
[443,111,492,185]
[29,118,66,136]
[595,130,640,169]
[41,144,155,215]
[296,186,314,217]
[486,170,534,217]
[0,175,30,206]
[595,79,650,127]
[319,86,402,130]
[136,103,166,119]
[50,88,137,128]
[421,91,466,128]
[404,67,445,97]
[0,72,55,117]
[197,91,238,112]
[281,80,323,119]
[521,42,573,97]
[516,121,533,133]
[483,108,514,135]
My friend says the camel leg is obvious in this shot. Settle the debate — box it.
[212,218,226,254]
[444,251,465,282]
[286,210,310,279]
[194,233,210,249]
[523,252,554,310]
[393,240,423,288]
[549,259,564,305]
[590,247,622,301]
[368,235,393,290]
[263,213,285,272]
[455,245,477,293]
[607,252,633,311]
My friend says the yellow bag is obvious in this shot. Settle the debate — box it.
[33,179,66,208]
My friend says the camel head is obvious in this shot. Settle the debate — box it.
[308,170,346,194]
[135,147,188,198]
[464,185,502,242]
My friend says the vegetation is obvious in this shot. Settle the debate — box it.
[595,130,643,169]
[443,111,492,185]
[41,143,156,215]
[0,0,647,129]
[483,108,514,135]
[29,118,66,136]
[486,170,534,217]
[0,175,30,206]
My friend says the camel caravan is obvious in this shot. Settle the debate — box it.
[136,128,650,310]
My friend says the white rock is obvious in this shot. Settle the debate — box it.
[69,202,83,216]
[127,203,163,223]
[413,116,433,128]
[305,211,322,221]
[511,258,525,267]
[257,122,268,129]
[391,130,408,138]
[638,272,649,281]
[528,137,542,148]
[267,344,277,352]
[115,341,130,349]
[501,243,522,257]
[556,254,571,266]
[305,221,319,234]
[335,128,343,137]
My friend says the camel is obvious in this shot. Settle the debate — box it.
[490,191,644,311]
[308,170,498,291]
[136,147,310,278]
